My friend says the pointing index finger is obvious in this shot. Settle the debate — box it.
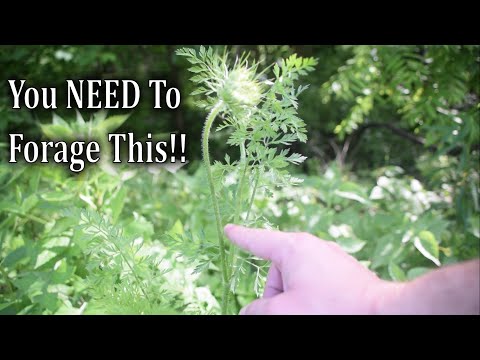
[224,224,292,268]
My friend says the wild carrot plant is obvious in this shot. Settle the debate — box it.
[175,46,316,314]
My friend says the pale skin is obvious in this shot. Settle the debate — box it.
[224,224,480,315]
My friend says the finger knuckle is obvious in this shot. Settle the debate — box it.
[276,236,295,266]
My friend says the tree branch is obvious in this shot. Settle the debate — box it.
[355,122,428,147]
[347,121,479,160]
[343,121,433,164]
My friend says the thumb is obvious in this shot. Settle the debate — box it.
[224,224,292,268]
[239,293,294,315]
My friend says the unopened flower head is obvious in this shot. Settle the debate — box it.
[219,66,263,112]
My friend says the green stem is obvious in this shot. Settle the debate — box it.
[202,101,229,315]
[93,224,150,302]
[229,169,260,310]
[227,167,261,314]
[112,242,150,302]
[230,142,248,266]
[5,209,47,225]
[225,141,249,313]
[245,169,260,222]
[231,168,259,271]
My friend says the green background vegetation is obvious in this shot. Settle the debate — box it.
[0,45,478,314]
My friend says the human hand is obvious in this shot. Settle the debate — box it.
[224,224,396,315]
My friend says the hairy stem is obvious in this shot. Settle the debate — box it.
[202,100,229,315]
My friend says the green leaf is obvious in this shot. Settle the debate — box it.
[124,216,154,239]
[388,262,406,281]
[97,114,130,133]
[108,187,127,223]
[0,167,27,190]
[188,66,205,74]
[270,157,288,169]
[334,182,370,205]
[335,237,366,254]
[43,237,70,249]
[0,302,16,311]
[414,230,440,266]
[468,215,480,238]
[2,246,29,268]
[35,250,57,269]
[41,191,76,202]
[92,110,108,124]
[40,124,75,141]
[407,267,430,280]
[48,217,78,237]
[273,64,280,78]
[52,113,69,127]
[371,234,404,269]
[75,110,86,125]
[168,219,184,236]
[287,153,307,165]
[21,194,38,212]
[334,190,369,205]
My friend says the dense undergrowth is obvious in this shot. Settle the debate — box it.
[1,155,476,314]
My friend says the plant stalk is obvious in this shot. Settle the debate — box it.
[230,142,248,266]
[229,168,259,271]
[92,224,150,301]
[225,141,248,313]
[245,168,260,222]
[202,100,229,314]
[227,166,262,314]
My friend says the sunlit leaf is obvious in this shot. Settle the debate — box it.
[335,237,366,254]
[388,262,406,281]
[414,231,440,266]
[41,191,76,202]
[97,114,130,133]
[35,250,57,269]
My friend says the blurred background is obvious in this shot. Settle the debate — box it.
[0,45,478,314]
